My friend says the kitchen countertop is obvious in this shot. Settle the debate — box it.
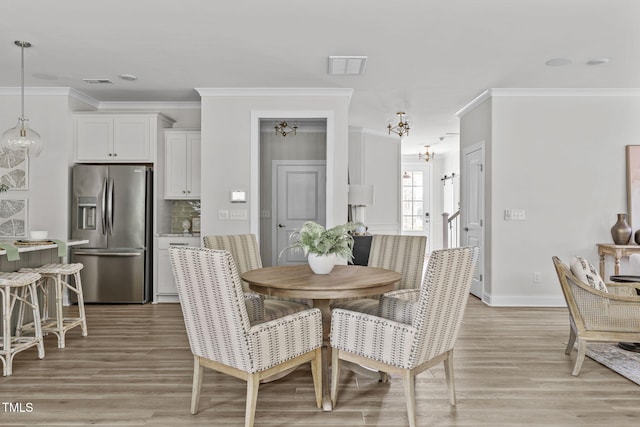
[156,233,201,237]
[0,239,89,255]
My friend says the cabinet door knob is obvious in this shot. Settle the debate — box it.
[108,153,113,157]
[113,153,117,157]
[278,224,286,228]
[182,190,186,194]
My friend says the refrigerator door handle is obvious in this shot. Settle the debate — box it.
[101,177,108,235]
[73,251,142,257]
[107,177,114,235]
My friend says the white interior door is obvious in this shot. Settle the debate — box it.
[462,142,485,299]
[272,161,326,265]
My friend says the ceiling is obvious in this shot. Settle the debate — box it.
[2,0,640,154]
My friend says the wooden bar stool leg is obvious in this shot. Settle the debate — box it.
[73,271,88,337]
[1,287,10,376]
[54,273,65,349]
[28,282,45,360]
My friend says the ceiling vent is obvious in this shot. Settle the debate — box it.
[328,56,367,75]
[82,78,113,84]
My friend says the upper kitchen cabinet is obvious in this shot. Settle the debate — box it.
[164,130,201,199]
[74,112,174,162]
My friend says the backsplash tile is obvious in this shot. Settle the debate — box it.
[171,200,201,233]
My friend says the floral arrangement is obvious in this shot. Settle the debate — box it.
[290,221,357,259]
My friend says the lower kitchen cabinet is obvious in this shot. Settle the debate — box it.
[154,236,201,302]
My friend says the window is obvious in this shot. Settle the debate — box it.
[402,171,423,231]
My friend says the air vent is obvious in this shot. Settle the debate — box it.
[328,56,367,75]
[82,78,113,84]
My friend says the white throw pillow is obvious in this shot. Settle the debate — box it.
[570,256,608,293]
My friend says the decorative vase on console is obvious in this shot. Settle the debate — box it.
[611,213,632,245]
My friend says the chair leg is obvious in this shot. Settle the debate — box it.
[402,370,417,427]
[330,348,341,407]
[73,271,88,337]
[311,348,322,408]
[53,274,65,348]
[190,356,204,415]
[572,339,587,376]
[443,350,456,406]
[1,287,10,376]
[245,373,260,427]
[565,327,576,355]
[28,283,45,360]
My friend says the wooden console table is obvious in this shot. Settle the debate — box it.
[596,243,640,279]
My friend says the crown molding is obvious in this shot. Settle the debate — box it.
[196,87,353,102]
[457,88,640,117]
[98,101,201,110]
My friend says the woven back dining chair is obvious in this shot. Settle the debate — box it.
[330,246,478,427]
[552,256,640,376]
[169,246,323,427]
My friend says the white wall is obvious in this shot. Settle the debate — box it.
[0,90,75,241]
[459,90,640,306]
[198,89,351,238]
[349,128,400,234]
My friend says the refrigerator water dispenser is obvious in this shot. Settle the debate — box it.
[77,196,97,230]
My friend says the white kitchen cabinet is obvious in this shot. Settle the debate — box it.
[164,130,201,199]
[74,113,174,162]
[154,236,201,302]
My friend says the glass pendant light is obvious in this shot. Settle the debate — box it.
[2,41,43,158]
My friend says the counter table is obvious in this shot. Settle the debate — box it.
[0,239,89,271]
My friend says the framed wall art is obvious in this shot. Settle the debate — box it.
[0,197,28,238]
[0,147,28,190]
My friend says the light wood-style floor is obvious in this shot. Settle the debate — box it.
[1,297,639,426]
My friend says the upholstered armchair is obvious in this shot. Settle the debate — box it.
[552,256,640,376]
[331,234,427,315]
[169,246,323,427]
[330,246,478,427]
[203,234,310,322]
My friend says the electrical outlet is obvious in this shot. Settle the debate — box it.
[533,272,541,283]
[218,209,229,220]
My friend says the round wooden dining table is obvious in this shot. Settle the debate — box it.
[241,264,401,410]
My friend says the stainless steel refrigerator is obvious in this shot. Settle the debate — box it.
[70,164,152,303]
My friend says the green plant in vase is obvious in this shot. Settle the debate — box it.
[287,221,358,274]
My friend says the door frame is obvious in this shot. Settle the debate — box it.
[399,158,433,253]
[461,140,485,301]
[271,160,327,265]
[250,110,334,240]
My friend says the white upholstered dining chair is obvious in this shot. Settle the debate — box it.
[169,246,323,427]
[330,246,478,427]
[203,234,310,322]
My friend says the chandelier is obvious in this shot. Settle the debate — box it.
[387,112,410,137]
[1,41,43,158]
[274,120,298,137]
[419,145,435,163]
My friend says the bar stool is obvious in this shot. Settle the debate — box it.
[17,263,87,349]
[0,272,44,376]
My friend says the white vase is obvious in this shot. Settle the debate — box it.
[307,253,336,274]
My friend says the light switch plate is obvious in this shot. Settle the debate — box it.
[230,209,248,220]
[218,209,229,220]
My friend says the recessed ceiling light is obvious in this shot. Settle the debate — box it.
[546,57,572,66]
[328,56,367,75]
[586,58,610,66]
[119,73,137,81]
[83,78,113,84]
